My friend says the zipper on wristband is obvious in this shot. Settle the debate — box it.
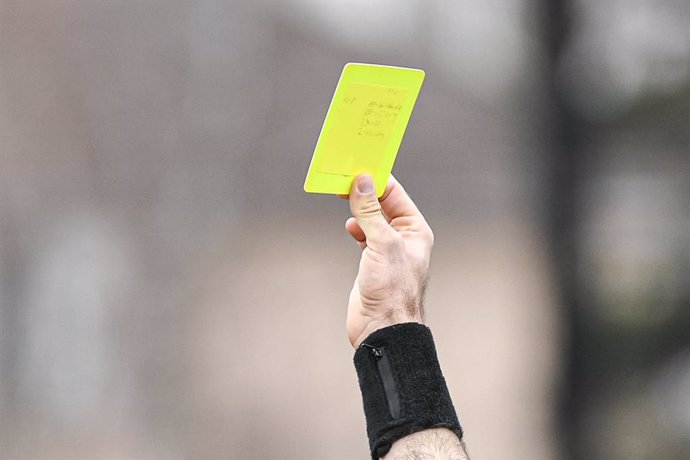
[361,344,402,419]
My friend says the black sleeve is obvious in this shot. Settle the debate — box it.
[354,322,463,459]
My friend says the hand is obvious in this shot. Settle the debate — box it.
[343,174,434,348]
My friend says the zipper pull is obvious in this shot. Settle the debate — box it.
[360,343,382,358]
[361,343,402,419]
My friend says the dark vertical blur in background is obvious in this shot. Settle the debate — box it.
[0,1,688,459]
[542,1,690,459]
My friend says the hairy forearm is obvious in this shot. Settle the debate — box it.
[384,428,471,460]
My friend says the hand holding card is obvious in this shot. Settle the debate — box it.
[304,63,425,197]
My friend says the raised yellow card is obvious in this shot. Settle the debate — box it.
[304,63,425,197]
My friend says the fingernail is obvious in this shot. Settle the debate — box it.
[357,174,375,195]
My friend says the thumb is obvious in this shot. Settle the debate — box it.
[349,174,394,249]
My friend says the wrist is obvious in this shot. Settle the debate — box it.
[353,315,423,349]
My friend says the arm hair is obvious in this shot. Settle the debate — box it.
[382,428,471,460]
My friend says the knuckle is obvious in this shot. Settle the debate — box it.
[420,222,434,247]
[426,227,435,246]
[357,199,381,217]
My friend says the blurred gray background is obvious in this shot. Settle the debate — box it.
[0,1,688,459]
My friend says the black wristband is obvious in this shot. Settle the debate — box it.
[354,322,463,459]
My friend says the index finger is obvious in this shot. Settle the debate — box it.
[378,175,423,222]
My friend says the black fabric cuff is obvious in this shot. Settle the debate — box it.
[354,322,463,459]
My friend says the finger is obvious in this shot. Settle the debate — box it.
[337,194,349,200]
[348,174,396,250]
[378,175,423,222]
[345,217,366,243]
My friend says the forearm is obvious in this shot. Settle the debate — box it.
[385,428,471,460]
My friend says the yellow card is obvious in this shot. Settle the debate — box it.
[304,63,425,197]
